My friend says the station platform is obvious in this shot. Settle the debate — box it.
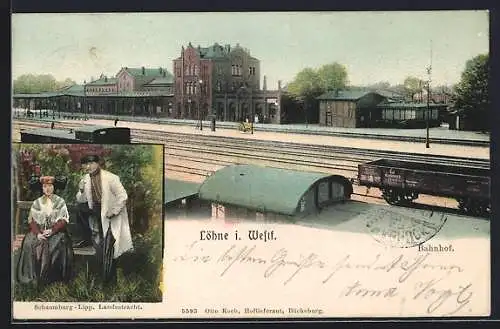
[53,116,489,160]
[14,110,489,145]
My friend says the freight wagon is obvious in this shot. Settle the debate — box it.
[20,125,131,144]
[358,159,490,216]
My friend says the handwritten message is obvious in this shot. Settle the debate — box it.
[165,217,490,318]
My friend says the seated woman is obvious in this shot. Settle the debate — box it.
[16,176,74,286]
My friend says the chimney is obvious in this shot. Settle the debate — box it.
[278,80,282,91]
[225,44,231,53]
[105,76,108,82]
[335,89,340,97]
[163,71,166,77]
[159,67,163,74]
[263,75,267,91]
[142,66,145,75]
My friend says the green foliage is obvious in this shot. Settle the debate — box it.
[13,74,76,94]
[287,62,349,101]
[452,53,489,114]
[403,76,425,99]
[13,144,163,233]
[13,229,163,302]
[317,63,349,92]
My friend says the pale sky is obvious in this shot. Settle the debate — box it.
[11,11,489,89]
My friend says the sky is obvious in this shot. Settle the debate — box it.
[11,11,489,89]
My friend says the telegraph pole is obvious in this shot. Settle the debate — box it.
[425,40,433,149]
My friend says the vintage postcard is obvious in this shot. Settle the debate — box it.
[11,11,490,320]
[11,143,165,319]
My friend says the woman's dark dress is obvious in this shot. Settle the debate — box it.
[16,194,74,285]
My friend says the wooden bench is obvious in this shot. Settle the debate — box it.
[13,200,95,256]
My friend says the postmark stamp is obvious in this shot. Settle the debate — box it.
[364,207,447,248]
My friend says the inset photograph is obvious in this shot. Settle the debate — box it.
[12,143,164,303]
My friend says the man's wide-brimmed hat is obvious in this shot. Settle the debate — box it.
[39,176,55,184]
[80,154,100,164]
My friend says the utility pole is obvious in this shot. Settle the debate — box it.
[198,79,203,130]
[425,40,433,149]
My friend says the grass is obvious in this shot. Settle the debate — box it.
[13,228,163,303]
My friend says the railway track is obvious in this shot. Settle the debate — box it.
[13,119,490,181]
[13,119,487,215]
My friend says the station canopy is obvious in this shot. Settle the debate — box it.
[198,164,340,216]
[165,178,202,205]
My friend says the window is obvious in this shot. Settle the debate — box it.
[432,109,439,120]
[216,81,222,92]
[185,66,190,75]
[299,197,307,212]
[317,181,330,204]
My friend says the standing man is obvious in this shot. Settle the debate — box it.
[76,154,133,284]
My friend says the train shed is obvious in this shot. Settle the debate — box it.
[164,178,211,219]
[198,164,353,221]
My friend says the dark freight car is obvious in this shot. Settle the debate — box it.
[358,159,490,216]
[20,125,131,144]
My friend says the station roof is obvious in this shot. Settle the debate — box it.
[75,124,121,132]
[316,90,382,101]
[376,102,448,109]
[144,76,174,85]
[165,178,201,205]
[13,84,86,98]
[86,77,118,86]
[198,164,332,216]
[13,92,62,98]
[21,127,76,139]
[124,67,171,78]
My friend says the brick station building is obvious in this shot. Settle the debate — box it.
[173,42,282,123]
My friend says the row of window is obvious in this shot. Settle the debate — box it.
[180,81,257,93]
[87,87,115,93]
[184,82,209,95]
[231,65,257,76]
[382,108,439,121]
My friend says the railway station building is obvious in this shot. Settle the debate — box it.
[173,43,282,124]
[317,90,446,128]
[13,67,175,118]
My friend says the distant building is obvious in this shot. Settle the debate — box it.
[317,90,386,128]
[82,67,174,116]
[173,42,282,123]
[317,89,445,128]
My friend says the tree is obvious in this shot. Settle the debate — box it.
[286,68,323,99]
[453,54,489,113]
[286,63,349,123]
[56,78,76,90]
[13,74,76,94]
[316,63,348,92]
[367,81,391,90]
[403,76,425,101]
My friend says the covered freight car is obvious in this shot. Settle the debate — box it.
[20,125,131,144]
